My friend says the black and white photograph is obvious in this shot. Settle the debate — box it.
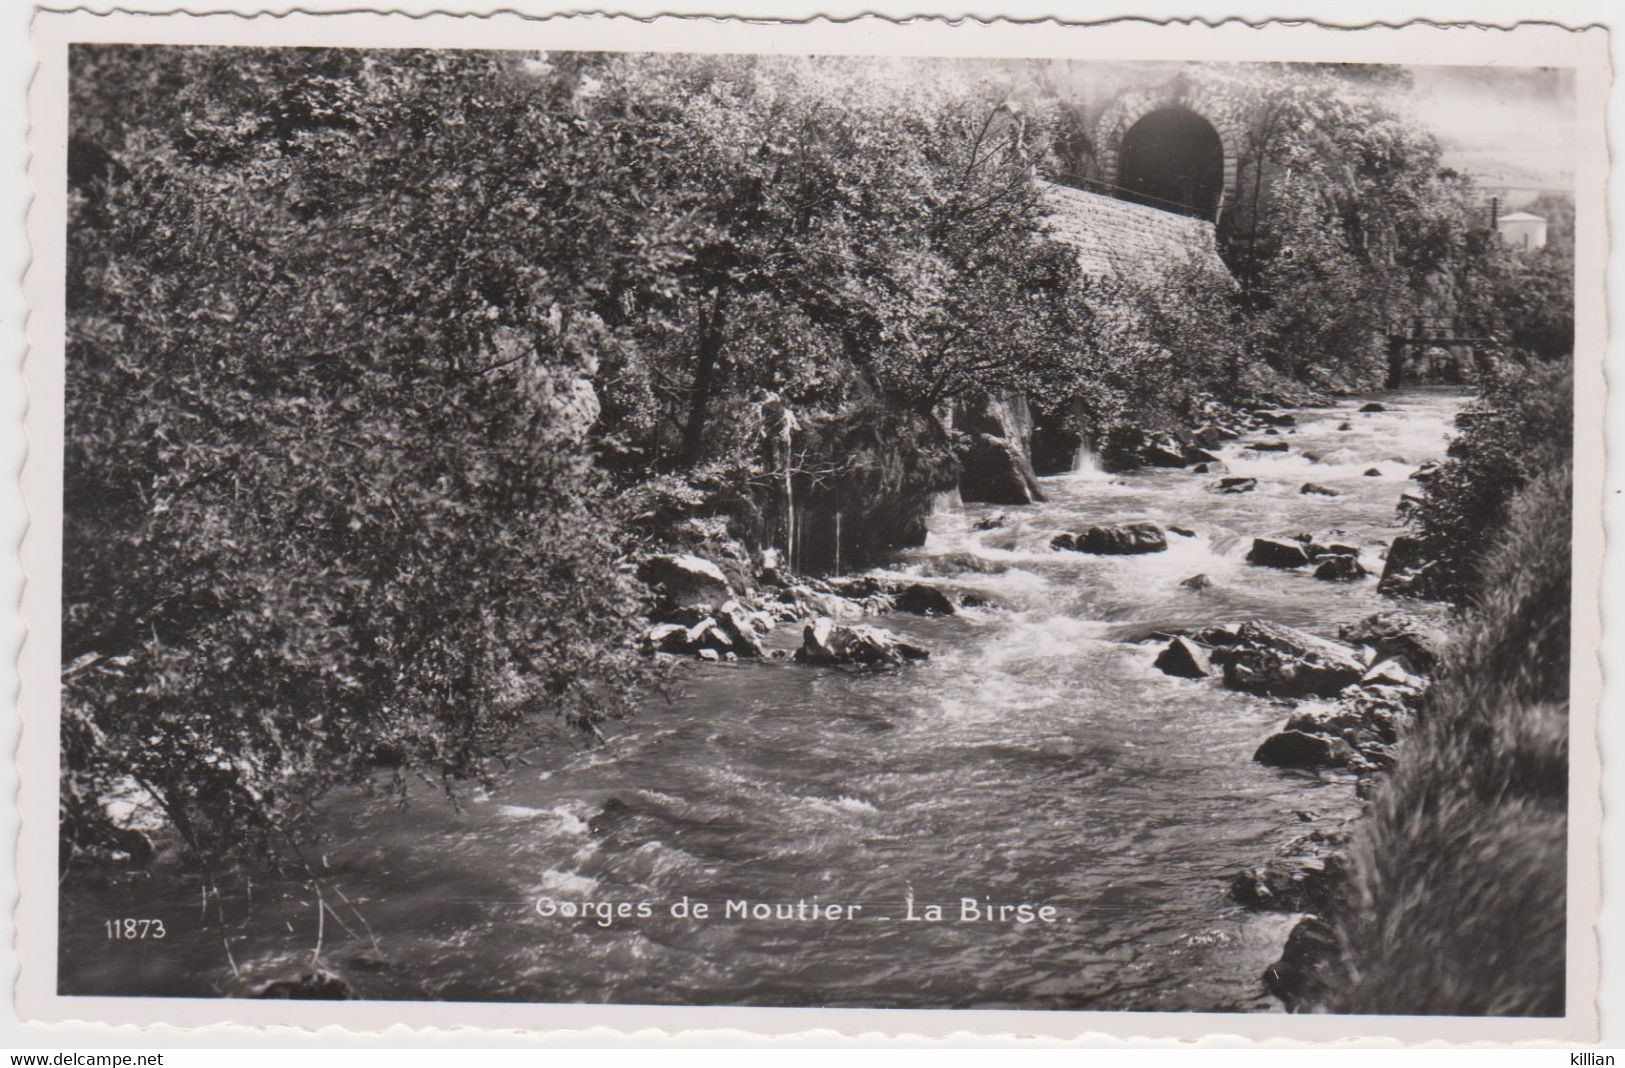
[15,8,1608,1042]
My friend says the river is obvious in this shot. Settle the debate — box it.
[58,387,1466,1012]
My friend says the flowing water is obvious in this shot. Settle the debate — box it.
[60,388,1467,1011]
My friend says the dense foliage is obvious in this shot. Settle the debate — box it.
[1213,67,1572,387]
[64,48,672,864]
[1400,359,1573,603]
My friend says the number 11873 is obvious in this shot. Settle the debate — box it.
[104,918,166,939]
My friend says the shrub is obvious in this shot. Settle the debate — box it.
[1402,358,1573,602]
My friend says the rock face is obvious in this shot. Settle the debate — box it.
[892,583,956,617]
[1154,635,1212,678]
[1313,555,1367,582]
[1055,522,1168,555]
[1247,537,1312,569]
[796,618,929,667]
[956,395,1043,505]
[1213,477,1257,494]
[1213,620,1367,698]
[637,553,731,608]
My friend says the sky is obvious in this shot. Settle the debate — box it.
[1399,66,1576,200]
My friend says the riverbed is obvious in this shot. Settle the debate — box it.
[58,388,1467,1011]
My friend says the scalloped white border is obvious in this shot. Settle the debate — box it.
[11,4,1612,1044]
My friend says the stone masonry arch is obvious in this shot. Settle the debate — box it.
[1096,85,1243,221]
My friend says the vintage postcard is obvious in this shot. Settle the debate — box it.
[17,8,1609,1042]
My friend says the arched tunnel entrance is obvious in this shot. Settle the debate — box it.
[1116,107,1224,220]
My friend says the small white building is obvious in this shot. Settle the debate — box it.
[1495,210,1548,251]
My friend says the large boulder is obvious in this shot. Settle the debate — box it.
[1247,537,1312,569]
[1336,611,1446,672]
[956,395,1042,505]
[1214,620,1367,698]
[959,432,1043,506]
[1154,636,1212,679]
[795,618,929,667]
[637,553,731,609]
[1254,730,1355,769]
[1057,522,1168,555]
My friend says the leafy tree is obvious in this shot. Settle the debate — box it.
[63,46,669,866]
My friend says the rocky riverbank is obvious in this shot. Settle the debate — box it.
[1140,607,1447,1010]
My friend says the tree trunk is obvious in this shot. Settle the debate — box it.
[680,288,728,467]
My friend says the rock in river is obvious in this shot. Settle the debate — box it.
[1300,483,1340,497]
[1247,536,1312,569]
[1249,440,1291,452]
[1055,522,1168,555]
[892,583,956,617]
[1313,555,1367,582]
[1212,477,1257,494]
[1214,620,1367,698]
[1359,402,1387,413]
[1154,635,1212,679]
[1253,729,1355,769]
[796,617,929,667]
[1179,573,1213,591]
